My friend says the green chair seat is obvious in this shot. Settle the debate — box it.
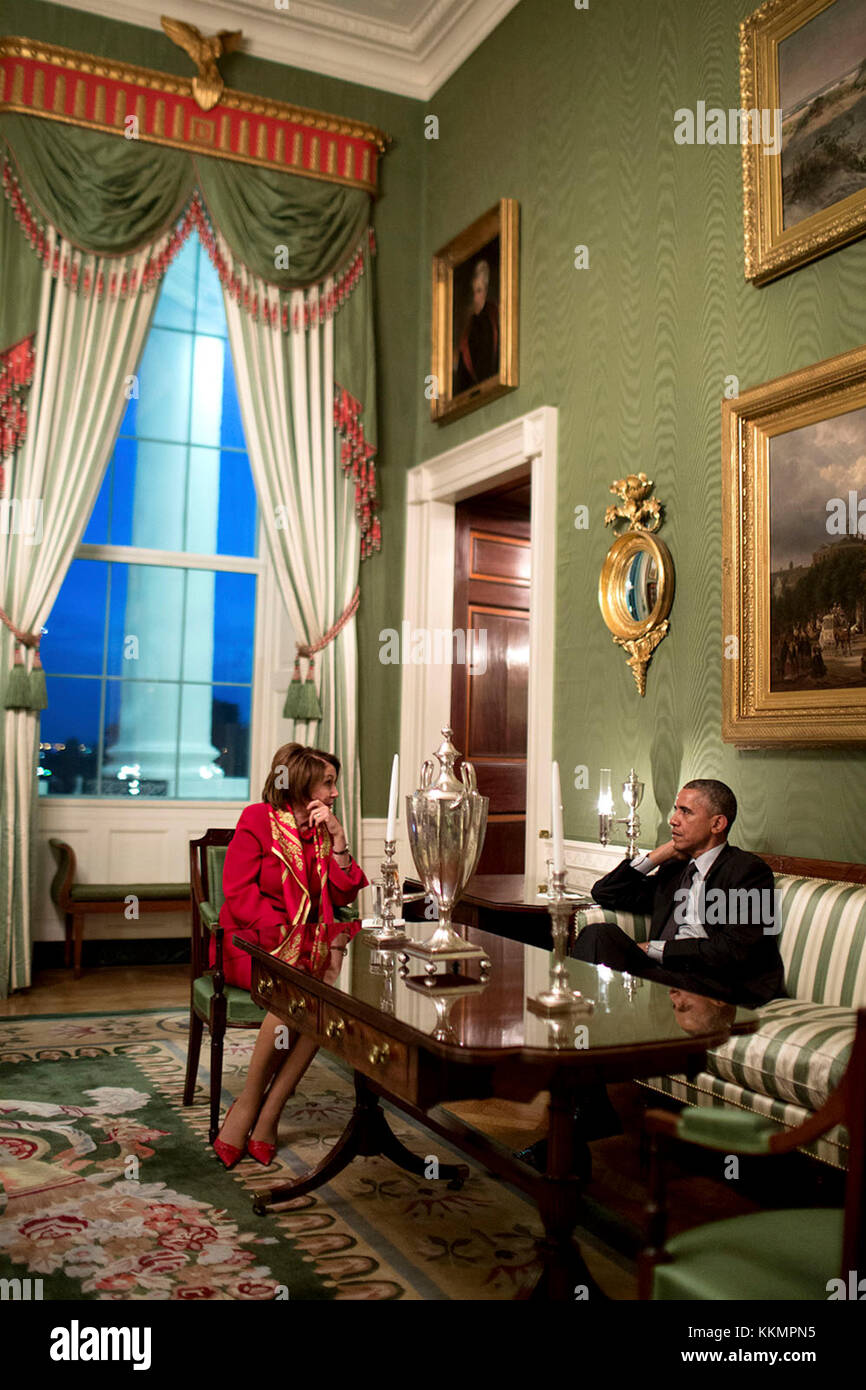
[193,973,267,1026]
[70,882,189,902]
[653,1208,843,1301]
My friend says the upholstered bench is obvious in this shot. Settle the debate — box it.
[49,839,190,979]
[573,856,866,1168]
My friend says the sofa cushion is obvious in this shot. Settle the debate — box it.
[776,875,866,1007]
[703,997,855,1111]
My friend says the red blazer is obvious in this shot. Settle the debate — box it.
[213,801,367,990]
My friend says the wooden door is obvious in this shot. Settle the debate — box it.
[451,482,531,875]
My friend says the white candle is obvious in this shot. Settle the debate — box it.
[551,760,564,873]
[386,753,399,842]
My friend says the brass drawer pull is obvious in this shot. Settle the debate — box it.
[368,1044,390,1067]
[287,998,307,1018]
[325,1018,345,1041]
[259,975,274,998]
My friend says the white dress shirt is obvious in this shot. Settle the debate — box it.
[632,843,726,962]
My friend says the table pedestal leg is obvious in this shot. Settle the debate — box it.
[252,1072,469,1214]
[525,1081,608,1302]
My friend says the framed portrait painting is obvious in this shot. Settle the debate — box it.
[741,0,866,284]
[430,199,518,424]
[722,343,866,746]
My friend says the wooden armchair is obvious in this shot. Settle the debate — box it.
[183,829,266,1142]
[639,1008,865,1300]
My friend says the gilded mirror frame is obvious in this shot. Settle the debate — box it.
[598,476,675,696]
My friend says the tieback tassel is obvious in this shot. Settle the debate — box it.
[294,657,323,721]
[4,643,31,710]
[281,656,306,719]
[28,648,48,711]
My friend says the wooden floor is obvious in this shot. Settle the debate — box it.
[1,965,844,1302]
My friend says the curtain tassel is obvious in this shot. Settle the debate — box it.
[28,648,48,711]
[283,656,322,722]
[4,643,31,710]
[282,655,306,719]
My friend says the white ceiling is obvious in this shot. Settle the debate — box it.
[45,0,522,99]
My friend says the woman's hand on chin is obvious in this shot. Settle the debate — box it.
[307,799,346,846]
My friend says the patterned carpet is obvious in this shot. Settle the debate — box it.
[0,1008,595,1300]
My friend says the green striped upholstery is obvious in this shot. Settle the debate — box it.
[205,846,229,916]
[576,871,866,1168]
[641,1069,849,1168]
[776,875,866,1007]
[576,904,651,943]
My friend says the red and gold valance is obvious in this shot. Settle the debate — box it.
[0,36,387,196]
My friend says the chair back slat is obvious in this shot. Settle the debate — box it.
[48,839,76,912]
[188,829,234,977]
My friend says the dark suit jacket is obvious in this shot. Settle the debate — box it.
[591,843,786,1007]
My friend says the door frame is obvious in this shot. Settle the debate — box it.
[400,406,557,879]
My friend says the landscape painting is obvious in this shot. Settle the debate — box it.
[769,404,866,692]
[779,0,866,230]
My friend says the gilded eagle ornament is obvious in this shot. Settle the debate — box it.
[160,16,243,110]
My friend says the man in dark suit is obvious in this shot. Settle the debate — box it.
[573,779,786,1009]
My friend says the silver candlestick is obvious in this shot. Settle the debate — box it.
[528,870,592,1016]
[362,841,411,947]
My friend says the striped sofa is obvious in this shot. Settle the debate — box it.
[575,867,866,1167]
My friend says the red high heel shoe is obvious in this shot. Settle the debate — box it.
[247,1137,276,1166]
[213,1103,248,1170]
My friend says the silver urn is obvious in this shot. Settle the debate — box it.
[405,727,488,959]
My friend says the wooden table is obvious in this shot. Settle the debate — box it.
[240,924,757,1300]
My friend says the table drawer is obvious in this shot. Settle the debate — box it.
[253,965,318,1029]
[320,1001,414,1101]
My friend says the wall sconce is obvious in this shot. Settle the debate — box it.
[598,767,644,859]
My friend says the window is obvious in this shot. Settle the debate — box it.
[38,237,259,800]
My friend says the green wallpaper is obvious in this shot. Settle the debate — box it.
[3,0,423,817]
[412,0,866,860]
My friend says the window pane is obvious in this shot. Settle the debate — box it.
[41,560,107,675]
[136,327,193,443]
[217,451,257,557]
[107,565,185,678]
[82,469,110,545]
[153,235,197,331]
[38,678,101,795]
[190,335,226,447]
[212,572,256,684]
[184,448,221,553]
[212,684,251,783]
[220,343,246,449]
[121,440,187,550]
[102,678,181,797]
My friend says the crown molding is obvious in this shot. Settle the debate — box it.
[44,0,522,100]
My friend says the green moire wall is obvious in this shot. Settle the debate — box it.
[412,0,866,860]
[4,0,424,818]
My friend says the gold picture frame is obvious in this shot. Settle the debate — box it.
[430,199,518,424]
[722,343,866,746]
[741,0,866,285]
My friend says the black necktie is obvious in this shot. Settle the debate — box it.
[660,861,697,941]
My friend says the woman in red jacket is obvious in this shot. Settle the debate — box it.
[213,742,367,1168]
